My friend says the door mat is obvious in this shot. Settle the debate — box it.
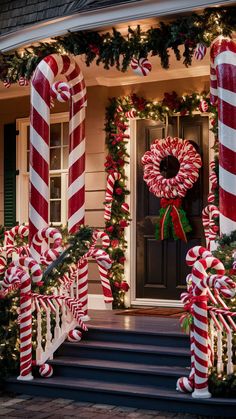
[115,307,184,317]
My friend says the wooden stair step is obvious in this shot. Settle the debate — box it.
[6,376,236,417]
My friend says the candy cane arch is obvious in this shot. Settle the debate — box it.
[30,54,87,260]
[3,257,42,380]
[210,37,236,234]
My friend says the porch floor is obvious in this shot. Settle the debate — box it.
[86,309,182,334]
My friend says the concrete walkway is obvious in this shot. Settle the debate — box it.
[0,393,220,418]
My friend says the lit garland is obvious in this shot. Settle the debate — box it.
[104,91,217,308]
[0,6,236,83]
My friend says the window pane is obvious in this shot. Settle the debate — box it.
[50,124,61,147]
[63,123,69,145]
[63,147,69,169]
[50,148,61,169]
[50,177,61,199]
[50,201,61,222]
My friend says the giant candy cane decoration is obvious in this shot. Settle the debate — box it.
[30,54,87,260]
[210,37,236,234]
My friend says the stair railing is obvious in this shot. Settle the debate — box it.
[177,246,236,399]
[0,225,112,381]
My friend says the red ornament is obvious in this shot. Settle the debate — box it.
[119,220,128,228]
[194,43,207,60]
[115,187,123,195]
[106,225,114,233]
[120,281,130,292]
[119,256,126,264]
[229,268,236,275]
[114,281,121,288]
[111,239,119,248]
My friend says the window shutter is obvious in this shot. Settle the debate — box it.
[4,123,16,227]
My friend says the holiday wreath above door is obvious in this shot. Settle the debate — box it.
[141,136,202,242]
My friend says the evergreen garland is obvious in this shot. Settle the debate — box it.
[1,6,236,84]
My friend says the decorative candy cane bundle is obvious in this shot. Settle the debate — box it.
[202,205,219,249]
[31,227,62,265]
[104,171,121,221]
[130,57,152,76]
[5,225,29,257]
[50,81,71,103]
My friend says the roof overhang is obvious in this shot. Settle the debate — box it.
[1,0,235,52]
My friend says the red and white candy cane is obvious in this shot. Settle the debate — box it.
[5,225,29,257]
[210,37,236,234]
[30,54,87,261]
[130,57,152,76]
[191,256,225,398]
[194,43,207,61]
[31,227,62,265]
[104,172,121,221]
[202,205,219,250]
[50,81,70,103]
[185,246,212,267]
[3,257,42,380]
[0,255,6,276]
[125,109,137,118]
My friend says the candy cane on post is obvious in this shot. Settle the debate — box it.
[104,172,121,221]
[210,37,236,234]
[191,256,225,399]
[3,257,42,380]
[30,54,87,261]
[202,205,219,250]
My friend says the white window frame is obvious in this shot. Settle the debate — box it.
[16,112,69,226]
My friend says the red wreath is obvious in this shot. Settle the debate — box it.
[142,136,202,241]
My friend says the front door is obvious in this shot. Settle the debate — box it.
[136,116,209,301]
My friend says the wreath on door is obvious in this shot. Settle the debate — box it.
[141,136,202,241]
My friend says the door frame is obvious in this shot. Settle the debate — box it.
[124,114,215,307]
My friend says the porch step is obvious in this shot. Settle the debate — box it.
[6,376,236,417]
[85,325,189,348]
[50,356,188,388]
[57,340,190,367]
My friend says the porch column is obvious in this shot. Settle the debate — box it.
[210,37,236,234]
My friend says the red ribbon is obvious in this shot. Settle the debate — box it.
[160,198,187,241]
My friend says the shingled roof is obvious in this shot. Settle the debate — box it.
[0,0,140,36]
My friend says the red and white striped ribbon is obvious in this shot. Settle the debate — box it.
[202,205,219,249]
[30,54,86,261]
[210,37,236,234]
[104,172,121,221]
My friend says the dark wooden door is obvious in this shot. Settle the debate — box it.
[136,116,209,300]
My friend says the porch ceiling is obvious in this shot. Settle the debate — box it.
[0,45,211,100]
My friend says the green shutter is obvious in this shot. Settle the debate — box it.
[4,123,16,227]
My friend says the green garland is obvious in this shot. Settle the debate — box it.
[1,6,236,83]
